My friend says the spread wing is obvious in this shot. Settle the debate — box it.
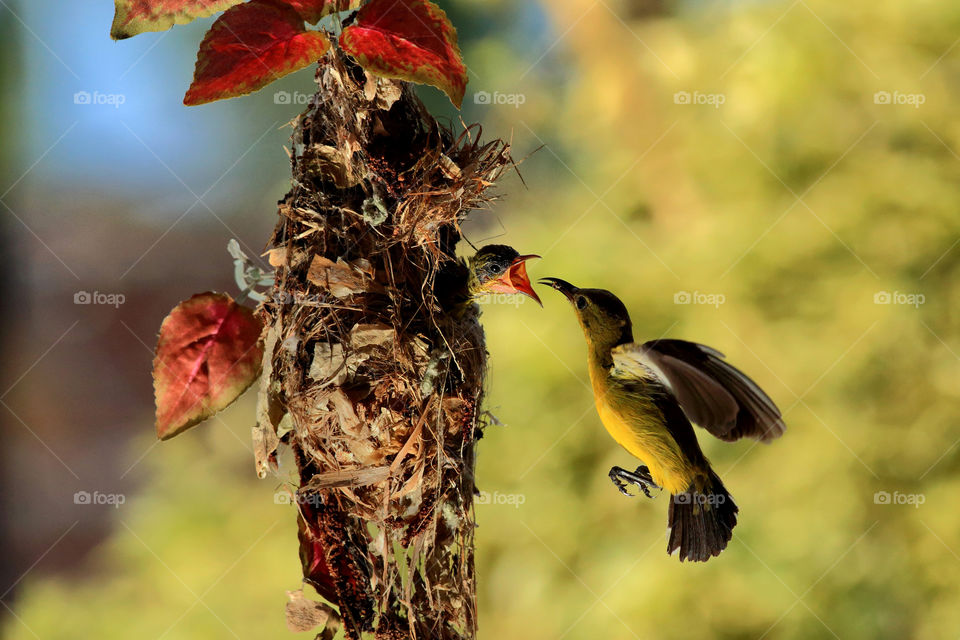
[611,339,785,443]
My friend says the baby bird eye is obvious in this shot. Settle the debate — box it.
[575,296,588,310]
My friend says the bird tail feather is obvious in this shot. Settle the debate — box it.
[667,469,738,562]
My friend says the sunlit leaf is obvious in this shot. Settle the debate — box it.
[184,0,332,106]
[111,0,244,40]
[153,292,264,440]
[340,0,467,108]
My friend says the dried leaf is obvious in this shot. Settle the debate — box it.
[362,71,378,101]
[389,409,426,473]
[438,154,462,181]
[340,0,467,108]
[373,80,402,110]
[111,0,243,40]
[252,319,283,478]
[184,1,331,106]
[253,319,282,477]
[266,247,288,267]
[153,292,263,440]
[300,465,391,490]
[251,424,280,478]
[392,462,424,499]
[285,589,340,633]
[325,389,365,438]
[302,143,363,188]
[309,342,349,386]
[349,323,394,350]
[276,412,294,438]
[307,255,383,298]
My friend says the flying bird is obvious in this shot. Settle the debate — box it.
[540,277,785,562]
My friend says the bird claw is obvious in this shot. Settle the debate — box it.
[608,465,659,499]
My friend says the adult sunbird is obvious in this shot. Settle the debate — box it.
[540,278,785,562]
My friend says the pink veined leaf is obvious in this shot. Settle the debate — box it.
[339,0,467,108]
[282,0,362,23]
[153,292,264,440]
[111,0,245,40]
[184,0,332,106]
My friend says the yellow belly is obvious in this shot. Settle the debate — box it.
[593,385,698,495]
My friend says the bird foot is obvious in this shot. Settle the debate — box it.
[608,465,660,498]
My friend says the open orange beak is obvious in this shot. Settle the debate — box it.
[486,254,542,306]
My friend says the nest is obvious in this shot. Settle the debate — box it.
[255,49,512,639]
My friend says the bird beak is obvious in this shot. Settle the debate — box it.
[538,277,578,301]
[487,254,542,306]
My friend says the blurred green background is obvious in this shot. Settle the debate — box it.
[2,0,959,638]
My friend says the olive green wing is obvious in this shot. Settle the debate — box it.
[612,339,785,443]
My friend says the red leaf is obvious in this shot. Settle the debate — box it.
[282,0,361,23]
[298,514,338,603]
[153,292,264,440]
[184,0,332,106]
[339,0,467,108]
[111,0,244,40]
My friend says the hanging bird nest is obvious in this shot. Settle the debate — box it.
[255,48,513,640]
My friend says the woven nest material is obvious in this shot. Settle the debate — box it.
[255,49,513,640]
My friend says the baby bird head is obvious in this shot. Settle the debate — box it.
[468,244,541,305]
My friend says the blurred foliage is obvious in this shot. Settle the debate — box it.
[6,0,960,638]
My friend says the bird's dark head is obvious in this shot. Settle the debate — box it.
[539,278,633,354]
[468,244,541,305]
